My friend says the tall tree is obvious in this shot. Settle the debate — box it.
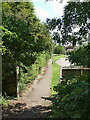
[46,2,89,46]
[2,1,53,96]
[62,2,90,46]
[2,2,52,66]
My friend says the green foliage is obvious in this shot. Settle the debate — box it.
[19,52,51,90]
[0,94,11,107]
[2,2,52,57]
[51,55,65,94]
[50,75,88,118]
[68,44,90,67]
[1,93,18,107]
[46,2,89,45]
[46,18,62,44]
[2,2,52,66]
[1,96,9,107]
[54,45,65,54]
[2,2,52,95]
[46,18,62,31]
[62,2,89,45]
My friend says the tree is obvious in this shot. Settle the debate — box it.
[54,45,65,54]
[46,2,89,46]
[62,2,89,46]
[46,1,90,119]
[2,2,53,96]
[2,2,52,66]
[46,18,62,44]
[67,44,90,67]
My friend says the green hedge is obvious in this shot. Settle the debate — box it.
[19,51,51,90]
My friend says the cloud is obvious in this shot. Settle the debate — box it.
[48,0,68,17]
[32,0,69,22]
[34,6,49,22]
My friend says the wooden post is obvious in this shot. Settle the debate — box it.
[16,66,19,99]
[60,67,62,82]
[81,69,83,76]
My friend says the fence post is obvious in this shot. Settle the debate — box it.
[60,67,62,82]
[16,66,19,99]
[81,69,83,76]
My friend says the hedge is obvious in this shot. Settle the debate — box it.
[19,51,51,90]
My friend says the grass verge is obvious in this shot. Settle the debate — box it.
[51,54,65,95]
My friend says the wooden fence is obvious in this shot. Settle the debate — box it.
[60,66,90,82]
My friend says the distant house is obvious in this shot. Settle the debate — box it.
[65,46,79,53]
[73,46,79,51]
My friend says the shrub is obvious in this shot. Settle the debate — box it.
[0,93,11,107]
[54,45,65,54]
[19,51,51,90]
[50,75,88,118]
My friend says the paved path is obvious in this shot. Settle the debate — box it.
[3,59,52,119]
[56,58,70,66]
[22,59,52,107]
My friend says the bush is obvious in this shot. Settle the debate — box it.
[19,51,51,90]
[68,44,90,67]
[54,45,65,54]
[1,93,18,107]
[1,96,10,107]
[50,75,88,118]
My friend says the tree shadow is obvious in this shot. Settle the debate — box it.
[2,101,52,119]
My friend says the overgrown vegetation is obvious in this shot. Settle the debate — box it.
[53,45,65,54]
[2,1,89,119]
[1,93,17,107]
[50,44,89,119]
[1,96,10,107]
[2,2,52,96]
[19,52,51,90]
[68,44,90,67]
[46,1,89,119]
[50,75,88,118]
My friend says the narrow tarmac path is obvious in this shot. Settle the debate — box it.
[3,59,53,119]
[21,59,52,107]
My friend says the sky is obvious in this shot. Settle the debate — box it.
[31,0,87,22]
[30,0,88,46]
[31,0,69,22]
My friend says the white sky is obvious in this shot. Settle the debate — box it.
[31,0,88,46]
[31,0,68,22]
[31,0,88,22]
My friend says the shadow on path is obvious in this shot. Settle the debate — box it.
[2,59,53,119]
[2,101,52,119]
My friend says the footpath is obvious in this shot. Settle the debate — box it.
[56,58,70,66]
[2,59,52,119]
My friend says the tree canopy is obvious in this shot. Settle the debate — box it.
[2,1,53,96]
[46,2,89,46]
[54,45,65,54]
[2,2,52,66]
[63,2,89,45]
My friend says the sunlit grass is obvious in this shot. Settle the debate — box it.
[51,54,66,95]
